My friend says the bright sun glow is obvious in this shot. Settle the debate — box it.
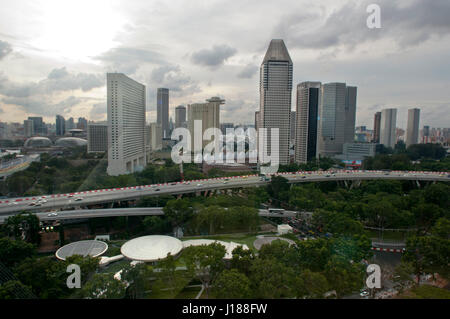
[31,0,126,62]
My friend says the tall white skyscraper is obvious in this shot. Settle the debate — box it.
[317,82,357,157]
[295,81,321,164]
[157,88,169,138]
[259,39,293,165]
[107,73,146,176]
[380,108,397,148]
[406,108,420,147]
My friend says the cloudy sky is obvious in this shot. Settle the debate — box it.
[0,0,449,129]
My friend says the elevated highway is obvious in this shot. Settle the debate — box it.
[0,170,448,215]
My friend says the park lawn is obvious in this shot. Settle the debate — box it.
[174,286,202,299]
[398,285,450,299]
[181,233,276,251]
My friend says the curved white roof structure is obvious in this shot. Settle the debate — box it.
[24,137,53,148]
[182,239,248,260]
[120,235,183,262]
[55,240,108,260]
[55,137,87,147]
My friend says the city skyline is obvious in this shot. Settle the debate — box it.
[0,1,449,129]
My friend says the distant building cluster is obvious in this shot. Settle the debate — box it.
[0,39,448,175]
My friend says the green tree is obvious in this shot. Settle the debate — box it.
[267,175,290,202]
[3,213,41,244]
[324,255,365,297]
[294,269,329,298]
[214,269,252,298]
[249,258,296,298]
[77,273,127,299]
[154,253,191,297]
[230,246,255,276]
[0,237,36,268]
[121,263,153,299]
[163,198,194,229]
[0,280,34,299]
[13,257,68,299]
[183,243,226,298]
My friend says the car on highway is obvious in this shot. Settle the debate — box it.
[197,184,203,187]
[154,188,160,191]
[47,212,58,217]
[29,202,36,206]
[360,289,369,297]
[74,197,83,201]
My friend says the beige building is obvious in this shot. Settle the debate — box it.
[150,123,162,151]
[187,97,224,152]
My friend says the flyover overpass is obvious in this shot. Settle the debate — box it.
[0,207,299,224]
[0,170,448,215]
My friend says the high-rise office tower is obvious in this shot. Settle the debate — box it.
[87,123,108,153]
[406,108,420,147]
[107,73,146,176]
[175,105,187,128]
[259,39,293,165]
[23,120,34,138]
[254,111,260,131]
[77,117,88,131]
[317,83,357,157]
[28,117,44,135]
[290,111,296,145]
[344,86,357,143]
[380,108,397,148]
[422,125,430,143]
[157,88,169,138]
[188,97,224,151]
[295,81,321,164]
[56,115,65,136]
[373,112,381,143]
[66,117,75,130]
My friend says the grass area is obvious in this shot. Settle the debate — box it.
[181,232,277,251]
[398,285,450,299]
[98,259,130,274]
[174,286,202,299]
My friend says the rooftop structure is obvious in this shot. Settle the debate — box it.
[55,240,108,261]
[120,235,183,262]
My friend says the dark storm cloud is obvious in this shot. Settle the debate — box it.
[237,64,258,79]
[191,44,237,69]
[95,47,166,74]
[0,40,12,60]
[0,67,103,98]
[275,0,450,50]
